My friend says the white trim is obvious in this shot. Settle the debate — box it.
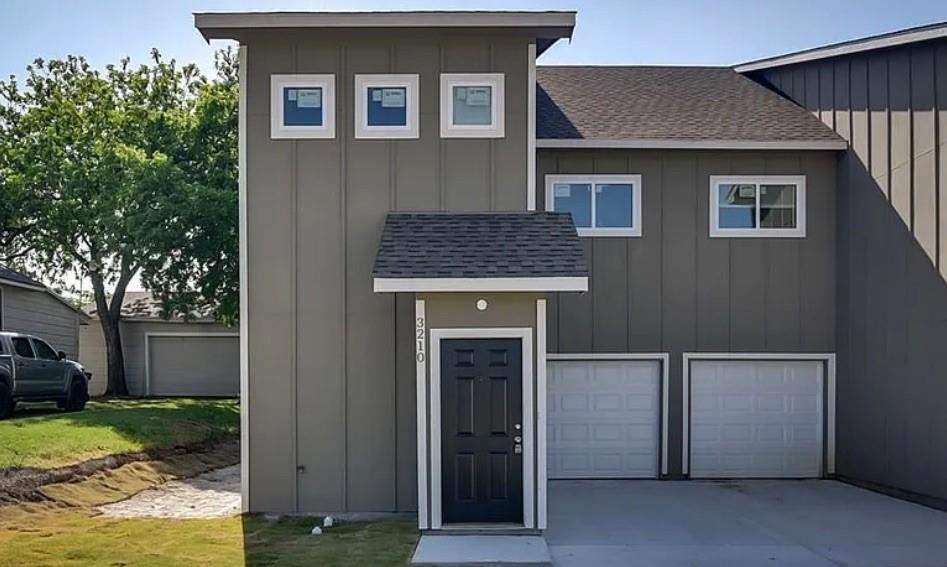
[354,74,419,139]
[546,352,671,477]
[270,74,336,139]
[440,73,505,138]
[527,43,537,211]
[536,139,848,151]
[143,332,240,396]
[545,174,643,237]
[535,299,547,529]
[735,23,947,72]
[196,11,577,32]
[415,300,429,530]
[709,175,807,238]
[430,327,534,529]
[238,44,249,513]
[681,352,837,477]
[374,277,588,293]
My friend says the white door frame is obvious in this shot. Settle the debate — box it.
[429,327,534,529]
[681,352,837,476]
[143,332,240,396]
[546,353,671,477]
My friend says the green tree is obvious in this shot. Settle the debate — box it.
[0,49,238,395]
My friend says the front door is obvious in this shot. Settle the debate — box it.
[441,338,523,524]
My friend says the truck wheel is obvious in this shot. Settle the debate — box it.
[63,377,88,412]
[0,383,13,420]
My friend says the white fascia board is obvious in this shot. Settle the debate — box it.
[735,24,947,73]
[537,138,848,151]
[195,11,576,31]
[373,276,588,293]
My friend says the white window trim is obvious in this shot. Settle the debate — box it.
[429,327,534,529]
[709,175,806,238]
[545,174,643,237]
[354,74,419,139]
[440,73,505,138]
[270,74,335,139]
[681,352,836,477]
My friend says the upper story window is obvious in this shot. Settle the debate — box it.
[355,74,419,139]
[271,74,336,139]
[710,175,806,238]
[440,73,505,138]
[544,174,643,237]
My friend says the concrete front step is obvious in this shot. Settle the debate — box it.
[412,535,552,566]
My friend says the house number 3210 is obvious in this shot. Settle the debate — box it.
[416,317,426,363]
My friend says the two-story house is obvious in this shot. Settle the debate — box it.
[195,11,947,531]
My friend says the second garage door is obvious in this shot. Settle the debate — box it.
[547,359,660,479]
[148,335,239,397]
[688,359,823,478]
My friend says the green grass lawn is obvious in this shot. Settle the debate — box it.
[0,510,417,567]
[0,398,239,469]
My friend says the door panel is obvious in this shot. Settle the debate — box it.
[441,338,523,524]
[547,360,660,479]
[10,337,42,396]
[689,360,823,478]
[30,338,66,391]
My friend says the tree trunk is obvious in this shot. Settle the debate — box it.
[100,315,128,396]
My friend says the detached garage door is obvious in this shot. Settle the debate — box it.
[548,360,660,479]
[148,335,239,397]
[689,359,823,478]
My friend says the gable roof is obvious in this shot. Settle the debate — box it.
[735,20,947,73]
[0,265,88,319]
[83,291,217,322]
[372,212,588,292]
[0,265,43,288]
[536,66,846,150]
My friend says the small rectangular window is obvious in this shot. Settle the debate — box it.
[710,176,806,238]
[12,337,34,358]
[440,73,504,138]
[271,74,335,139]
[545,175,642,237]
[355,74,419,139]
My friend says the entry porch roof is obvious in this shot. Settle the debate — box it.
[372,212,589,293]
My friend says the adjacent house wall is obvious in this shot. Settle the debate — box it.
[242,30,532,513]
[537,148,838,477]
[0,284,82,358]
[748,38,947,503]
[79,320,237,397]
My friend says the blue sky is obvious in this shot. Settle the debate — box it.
[2,0,947,80]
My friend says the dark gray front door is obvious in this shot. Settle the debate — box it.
[441,338,523,524]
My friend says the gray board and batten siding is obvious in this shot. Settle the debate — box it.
[537,148,838,477]
[746,35,947,504]
[242,30,532,513]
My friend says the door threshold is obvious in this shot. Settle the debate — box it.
[432,523,540,536]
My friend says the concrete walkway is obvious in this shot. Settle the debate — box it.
[546,479,947,567]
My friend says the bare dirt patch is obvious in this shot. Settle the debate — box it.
[97,464,240,519]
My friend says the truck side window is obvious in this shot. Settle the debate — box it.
[12,337,35,358]
[32,339,58,361]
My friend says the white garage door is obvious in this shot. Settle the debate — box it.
[148,335,239,397]
[547,360,660,479]
[689,359,823,478]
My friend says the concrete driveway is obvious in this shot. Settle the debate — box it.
[546,479,947,567]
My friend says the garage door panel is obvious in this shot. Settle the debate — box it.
[548,360,660,479]
[149,335,239,397]
[690,360,823,478]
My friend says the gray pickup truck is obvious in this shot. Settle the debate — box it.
[0,331,91,419]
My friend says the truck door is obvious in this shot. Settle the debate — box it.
[30,338,67,393]
[10,337,42,397]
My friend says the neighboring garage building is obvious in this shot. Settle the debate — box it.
[0,265,88,358]
[81,291,238,398]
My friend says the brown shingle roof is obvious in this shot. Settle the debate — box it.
[536,66,843,144]
[83,291,216,321]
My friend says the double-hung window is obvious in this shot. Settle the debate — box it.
[271,74,336,139]
[355,74,419,139]
[440,73,505,138]
[710,175,806,238]
[545,175,642,237]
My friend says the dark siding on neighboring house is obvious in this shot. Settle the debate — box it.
[243,30,531,513]
[749,38,947,503]
[537,148,838,477]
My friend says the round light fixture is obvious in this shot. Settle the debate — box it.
[476,298,488,311]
